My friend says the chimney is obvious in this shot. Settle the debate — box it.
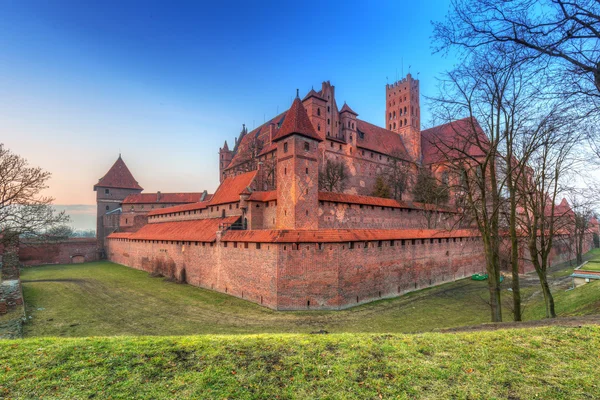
[157,191,161,202]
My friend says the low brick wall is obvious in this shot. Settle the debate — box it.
[19,238,98,266]
[107,234,486,310]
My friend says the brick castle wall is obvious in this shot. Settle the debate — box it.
[19,238,98,266]
[107,234,485,310]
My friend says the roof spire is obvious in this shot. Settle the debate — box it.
[296,88,299,98]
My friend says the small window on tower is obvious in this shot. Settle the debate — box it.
[306,168,309,175]
[284,142,288,153]
[317,123,321,131]
[327,105,330,112]
[327,118,330,125]
[105,189,109,194]
[106,205,109,211]
[304,142,309,151]
[317,108,321,116]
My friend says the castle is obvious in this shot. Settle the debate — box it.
[99,75,593,310]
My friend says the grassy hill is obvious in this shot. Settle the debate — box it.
[19,258,599,337]
[1,327,599,399]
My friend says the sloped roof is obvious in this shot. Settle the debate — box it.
[222,228,480,243]
[147,201,210,217]
[421,118,488,165]
[123,193,209,204]
[318,192,454,212]
[340,103,358,115]
[94,156,143,190]
[226,112,287,170]
[248,190,277,202]
[209,170,258,205]
[108,216,239,242]
[302,88,325,102]
[356,120,411,161]
[271,97,322,142]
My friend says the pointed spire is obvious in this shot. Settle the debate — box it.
[222,140,229,151]
[302,87,325,102]
[296,88,299,98]
[272,97,322,142]
[340,102,358,116]
[94,156,143,191]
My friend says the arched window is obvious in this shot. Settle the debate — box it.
[327,119,330,125]
[404,106,407,114]
[352,123,354,129]
[393,122,396,129]
[317,123,321,131]
[317,108,321,116]
[389,112,392,120]
[404,118,407,125]
[327,106,330,112]
[400,120,403,127]
[389,124,392,129]
[348,121,351,128]
[106,205,109,211]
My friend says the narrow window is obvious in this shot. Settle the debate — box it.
[104,188,109,194]
[256,243,261,249]
[306,168,309,174]
[304,142,309,151]
[317,108,321,116]
[283,142,288,153]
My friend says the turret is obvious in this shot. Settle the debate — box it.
[219,140,233,182]
[386,73,421,162]
[272,92,322,230]
[93,155,143,256]
[339,102,358,143]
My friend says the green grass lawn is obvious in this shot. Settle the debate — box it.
[18,257,600,337]
[1,327,599,399]
[580,261,600,271]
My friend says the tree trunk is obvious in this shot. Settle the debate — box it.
[484,235,503,322]
[509,187,522,321]
[537,270,557,318]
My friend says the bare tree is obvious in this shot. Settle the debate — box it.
[319,159,348,192]
[433,0,600,100]
[385,151,411,200]
[0,144,68,278]
[517,117,581,318]
[412,167,450,228]
[429,48,510,322]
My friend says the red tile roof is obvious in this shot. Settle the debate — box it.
[318,191,454,212]
[108,216,239,242]
[147,201,210,216]
[94,156,143,190]
[421,117,488,165]
[272,97,322,142]
[222,228,480,243]
[248,190,277,202]
[226,112,286,170]
[209,170,258,205]
[340,103,358,115]
[123,192,209,204]
[356,120,411,161]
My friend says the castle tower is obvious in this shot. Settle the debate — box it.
[386,73,421,162]
[219,140,233,182]
[339,102,358,143]
[272,93,323,230]
[321,81,341,140]
[93,155,143,256]
[302,88,327,139]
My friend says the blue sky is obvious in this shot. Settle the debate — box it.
[1,0,457,211]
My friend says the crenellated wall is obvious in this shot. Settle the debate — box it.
[107,233,486,310]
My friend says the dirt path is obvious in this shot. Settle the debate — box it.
[441,314,600,333]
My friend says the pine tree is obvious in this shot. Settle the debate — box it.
[372,175,391,198]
